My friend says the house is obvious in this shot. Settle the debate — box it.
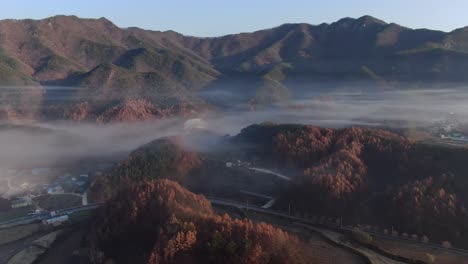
[47,185,64,194]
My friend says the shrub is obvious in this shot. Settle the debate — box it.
[351,229,373,245]
[441,241,452,248]
[421,236,429,243]
[425,253,436,264]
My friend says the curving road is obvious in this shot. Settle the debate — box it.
[247,167,292,181]
[297,223,406,264]
[209,198,410,264]
[3,195,467,262]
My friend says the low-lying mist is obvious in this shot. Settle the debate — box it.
[0,119,186,168]
[1,85,468,186]
[203,87,468,132]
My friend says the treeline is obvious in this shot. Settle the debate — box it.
[89,179,308,264]
[236,124,468,247]
[91,123,468,247]
[91,137,202,201]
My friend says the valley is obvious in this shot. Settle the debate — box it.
[0,10,468,263]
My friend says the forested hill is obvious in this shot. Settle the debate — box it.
[94,123,468,247]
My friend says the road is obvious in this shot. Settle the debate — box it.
[297,224,406,264]
[2,195,468,260]
[209,198,403,264]
[34,192,83,198]
[0,203,102,229]
[261,198,277,209]
[247,167,292,181]
[208,197,468,263]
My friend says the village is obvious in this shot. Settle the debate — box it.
[424,113,468,146]
[0,165,103,227]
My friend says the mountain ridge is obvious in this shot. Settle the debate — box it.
[1,15,468,122]
[1,15,467,84]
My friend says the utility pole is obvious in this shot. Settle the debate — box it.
[288,203,291,216]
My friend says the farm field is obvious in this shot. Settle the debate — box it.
[241,209,367,264]
[0,229,46,263]
[0,224,41,245]
[373,237,468,264]
[33,194,82,211]
[0,206,34,222]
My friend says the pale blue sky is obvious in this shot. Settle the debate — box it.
[1,0,467,37]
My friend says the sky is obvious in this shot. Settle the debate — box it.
[0,0,467,37]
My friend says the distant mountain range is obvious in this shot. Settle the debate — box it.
[1,15,468,121]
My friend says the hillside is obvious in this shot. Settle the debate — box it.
[91,132,293,203]
[89,179,308,264]
[235,124,468,247]
[0,16,468,122]
[93,124,468,248]
[0,16,218,88]
[1,15,468,88]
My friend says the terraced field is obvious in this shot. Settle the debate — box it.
[241,210,367,264]
[304,233,366,264]
[0,224,41,245]
[373,237,468,264]
[33,194,82,211]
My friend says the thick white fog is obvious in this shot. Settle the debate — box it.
[1,87,468,187]
[201,88,468,134]
[0,119,186,168]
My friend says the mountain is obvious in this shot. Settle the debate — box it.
[93,124,468,247]
[2,15,468,88]
[1,15,468,121]
[235,124,468,247]
[89,179,308,264]
[0,16,218,87]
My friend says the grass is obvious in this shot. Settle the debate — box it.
[35,54,83,74]
[0,206,34,222]
[0,224,41,245]
[0,49,34,85]
[32,230,64,249]
[33,194,82,211]
[373,237,468,264]
[6,245,45,264]
[69,210,93,223]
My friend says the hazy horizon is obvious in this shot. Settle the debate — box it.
[2,0,468,37]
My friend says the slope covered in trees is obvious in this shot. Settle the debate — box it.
[235,124,468,246]
[91,137,202,201]
[92,123,468,247]
[89,179,308,264]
